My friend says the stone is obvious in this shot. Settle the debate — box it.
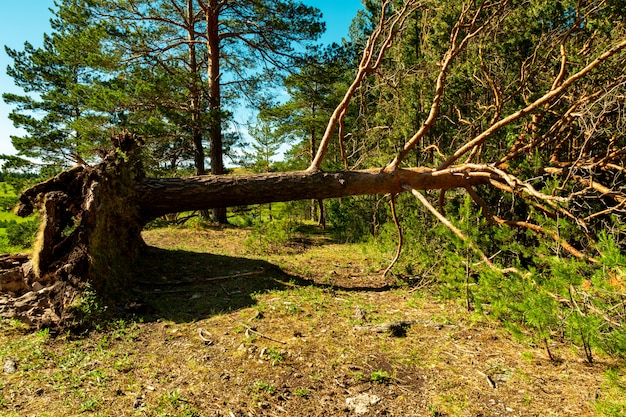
[3,358,17,374]
[346,393,381,414]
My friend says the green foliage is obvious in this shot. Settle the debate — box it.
[240,118,286,173]
[156,389,201,417]
[0,181,40,252]
[3,1,119,168]
[0,196,18,212]
[71,285,109,329]
[265,347,284,366]
[401,198,626,362]
[294,387,309,398]
[326,196,389,243]
[245,218,297,254]
[3,220,39,248]
[595,367,626,416]
[247,380,277,395]
[370,369,391,384]
[261,42,355,172]
[4,0,325,176]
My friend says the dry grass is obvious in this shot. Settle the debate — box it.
[1,225,625,416]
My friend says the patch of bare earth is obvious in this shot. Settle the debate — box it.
[0,226,622,416]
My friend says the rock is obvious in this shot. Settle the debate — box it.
[0,268,27,293]
[346,393,381,414]
[3,358,17,374]
[354,306,367,322]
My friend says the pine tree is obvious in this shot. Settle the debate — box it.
[93,0,325,222]
[3,0,119,168]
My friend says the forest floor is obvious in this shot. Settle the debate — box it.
[1,225,625,416]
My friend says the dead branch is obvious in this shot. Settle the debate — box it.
[493,218,595,262]
[383,194,402,277]
[241,324,286,344]
[309,0,420,171]
[388,0,509,171]
[404,184,494,268]
[439,38,626,170]
[137,269,265,286]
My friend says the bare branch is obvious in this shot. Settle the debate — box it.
[439,38,626,169]
[404,185,494,269]
[383,194,403,277]
[387,0,509,171]
[308,0,419,171]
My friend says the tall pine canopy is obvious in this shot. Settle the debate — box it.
[3,1,324,191]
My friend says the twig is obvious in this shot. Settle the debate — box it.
[383,194,402,277]
[137,269,264,286]
[404,185,494,268]
[197,328,213,345]
[242,324,286,344]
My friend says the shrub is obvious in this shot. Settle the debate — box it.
[5,220,39,248]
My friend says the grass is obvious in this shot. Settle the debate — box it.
[0,225,625,415]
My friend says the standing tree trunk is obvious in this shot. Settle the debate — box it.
[206,0,227,224]
[188,0,206,178]
[187,0,211,221]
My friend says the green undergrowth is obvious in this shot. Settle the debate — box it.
[0,182,38,253]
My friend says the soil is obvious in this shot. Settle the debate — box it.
[0,225,623,416]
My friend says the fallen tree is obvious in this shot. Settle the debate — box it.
[0,135,494,329]
[1,0,625,330]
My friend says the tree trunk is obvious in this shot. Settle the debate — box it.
[317,199,326,229]
[136,167,487,221]
[187,0,211,221]
[206,0,227,224]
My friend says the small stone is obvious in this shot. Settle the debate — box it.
[3,358,17,374]
[346,393,381,414]
[354,306,367,322]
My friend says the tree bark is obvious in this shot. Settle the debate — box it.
[136,167,488,221]
[205,0,227,224]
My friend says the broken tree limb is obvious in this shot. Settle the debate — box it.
[137,269,265,286]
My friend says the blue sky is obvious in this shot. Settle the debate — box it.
[0,0,364,158]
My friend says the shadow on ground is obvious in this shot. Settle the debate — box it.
[132,246,296,323]
[132,245,393,324]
